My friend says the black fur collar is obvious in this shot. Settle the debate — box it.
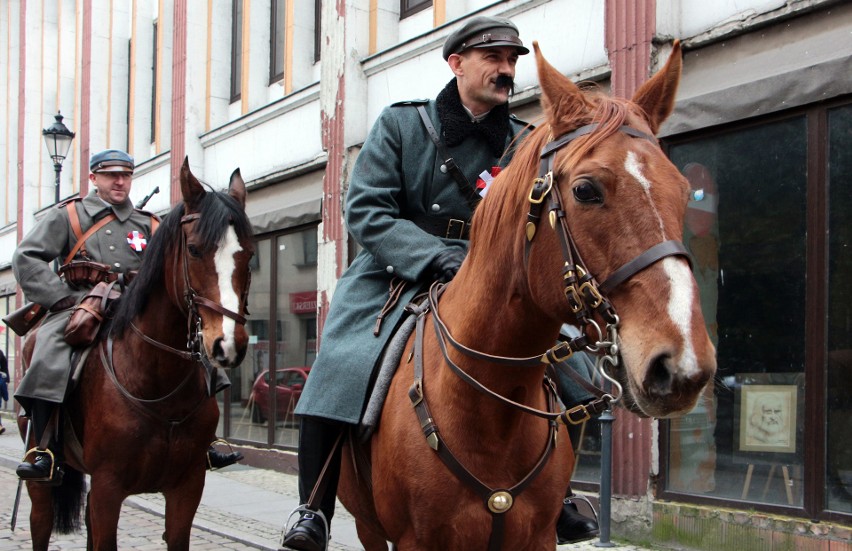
[437,79,510,157]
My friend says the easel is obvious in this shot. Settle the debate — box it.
[741,463,794,505]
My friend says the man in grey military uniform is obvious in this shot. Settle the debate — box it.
[13,149,241,483]
[281,16,596,551]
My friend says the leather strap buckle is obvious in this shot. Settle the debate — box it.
[446,219,468,240]
[562,404,591,425]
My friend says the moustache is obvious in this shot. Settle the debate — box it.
[495,75,515,93]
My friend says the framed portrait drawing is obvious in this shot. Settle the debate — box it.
[737,384,797,454]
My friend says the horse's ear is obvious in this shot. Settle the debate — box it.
[631,40,682,134]
[534,41,592,134]
[228,168,246,208]
[180,156,205,209]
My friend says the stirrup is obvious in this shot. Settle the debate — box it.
[280,505,330,551]
[207,438,239,470]
[20,447,58,482]
[565,493,598,523]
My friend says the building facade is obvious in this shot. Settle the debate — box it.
[1,0,850,548]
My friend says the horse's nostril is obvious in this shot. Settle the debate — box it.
[645,355,673,397]
[212,337,226,361]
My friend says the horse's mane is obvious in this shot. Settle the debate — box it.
[109,188,253,337]
[468,91,631,270]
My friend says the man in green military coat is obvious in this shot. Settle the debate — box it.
[12,149,241,483]
[282,16,598,551]
[13,149,154,482]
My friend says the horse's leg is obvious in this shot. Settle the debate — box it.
[161,470,206,551]
[26,481,54,551]
[354,519,390,551]
[86,477,126,551]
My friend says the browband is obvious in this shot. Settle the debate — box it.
[541,124,657,159]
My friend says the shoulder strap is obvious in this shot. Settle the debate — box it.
[414,105,481,212]
[66,200,84,241]
[62,213,118,265]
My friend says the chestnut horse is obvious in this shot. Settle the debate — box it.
[19,159,254,551]
[338,41,716,550]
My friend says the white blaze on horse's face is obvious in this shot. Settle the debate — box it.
[213,225,243,362]
[623,150,701,382]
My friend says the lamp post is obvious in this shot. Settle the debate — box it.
[42,112,76,204]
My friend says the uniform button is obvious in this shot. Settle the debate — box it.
[386,266,394,274]
[105,229,112,235]
[440,164,448,174]
[109,245,115,251]
[114,262,121,268]
[431,204,440,212]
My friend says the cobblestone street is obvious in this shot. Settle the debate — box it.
[0,417,656,550]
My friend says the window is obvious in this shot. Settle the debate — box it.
[270,0,285,83]
[400,0,431,19]
[826,103,852,515]
[230,0,243,103]
[314,0,321,63]
[151,21,158,143]
[661,99,852,524]
[225,225,319,449]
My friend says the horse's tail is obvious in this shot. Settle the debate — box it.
[52,466,86,533]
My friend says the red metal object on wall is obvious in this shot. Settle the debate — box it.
[170,0,188,205]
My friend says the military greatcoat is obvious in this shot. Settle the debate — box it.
[13,191,155,409]
[296,90,529,424]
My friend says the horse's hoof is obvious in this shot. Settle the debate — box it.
[280,511,327,551]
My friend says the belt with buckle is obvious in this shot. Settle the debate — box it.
[411,214,471,240]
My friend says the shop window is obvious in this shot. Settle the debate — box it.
[225,226,319,449]
[662,100,852,522]
[826,103,852,514]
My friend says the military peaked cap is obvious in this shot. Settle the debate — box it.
[442,15,529,60]
[90,149,134,173]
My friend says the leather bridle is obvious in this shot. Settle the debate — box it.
[409,123,693,550]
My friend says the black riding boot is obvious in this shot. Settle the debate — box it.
[207,440,244,470]
[556,487,599,544]
[280,416,344,551]
[16,400,64,485]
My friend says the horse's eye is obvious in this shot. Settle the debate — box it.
[187,244,202,258]
[572,180,603,204]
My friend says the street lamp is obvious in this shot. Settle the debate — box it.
[42,112,75,204]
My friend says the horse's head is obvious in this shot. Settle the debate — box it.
[176,158,254,368]
[481,42,715,418]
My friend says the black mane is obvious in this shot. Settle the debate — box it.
[109,189,253,337]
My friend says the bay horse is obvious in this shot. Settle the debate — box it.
[338,41,716,550]
[18,158,254,551]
